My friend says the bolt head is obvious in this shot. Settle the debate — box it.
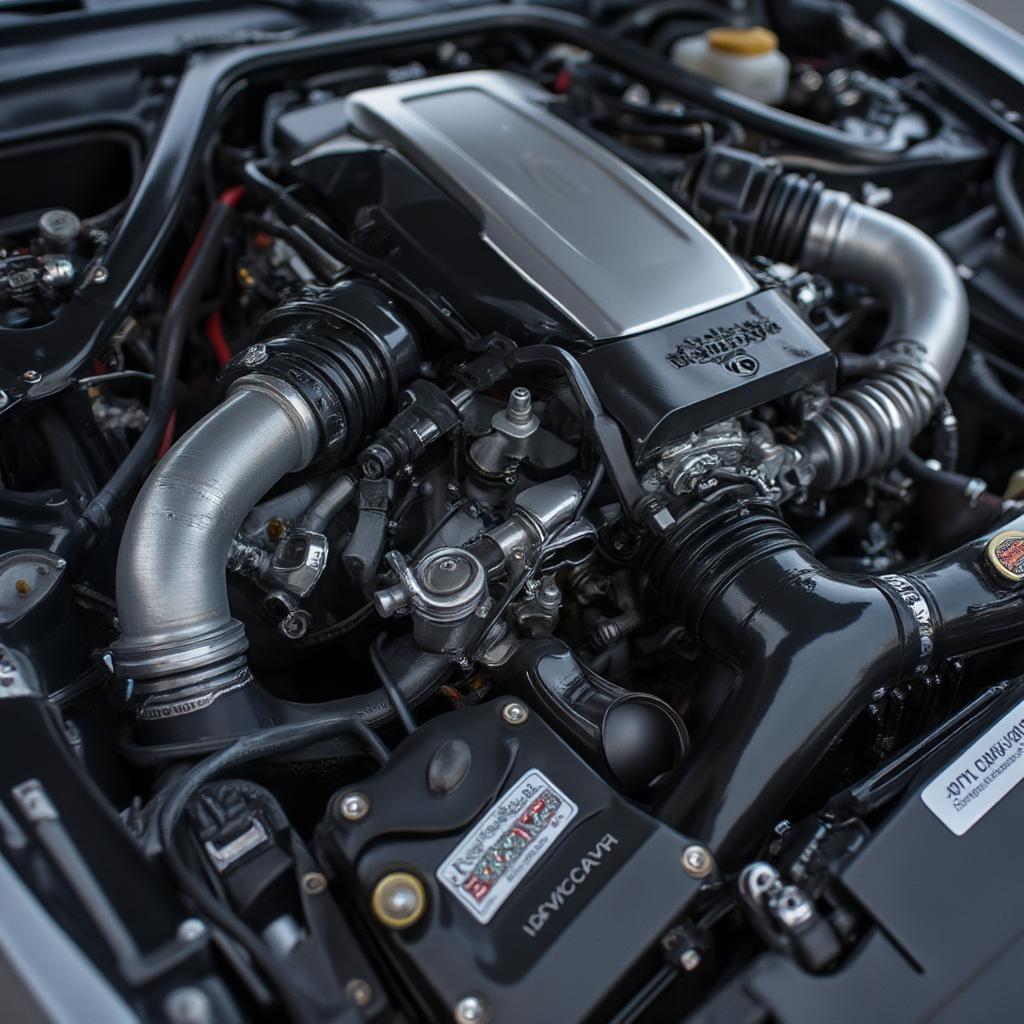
[454,994,488,1024]
[243,343,268,367]
[91,265,109,285]
[371,872,426,930]
[501,701,529,726]
[680,948,702,972]
[338,791,369,821]
[164,987,212,1024]
[346,979,373,1008]
[302,871,328,895]
[21,370,41,385]
[177,918,207,943]
[681,844,714,879]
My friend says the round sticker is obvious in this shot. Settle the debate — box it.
[986,530,1024,582]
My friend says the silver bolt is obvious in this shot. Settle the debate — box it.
[302,871,328,895]
[681,844,714,879]
[454,994,488,1024]
[243,343,268,367]
[346,978,373,1008]
[680,948,702,972]
[91,265,109,285]
[176,918,207,943]
[501,701,529,726]
[164,987,212,1024]
[21,370,41,385]
[506,387,533,426]
[0,390,8,410]
[338,791,369,821]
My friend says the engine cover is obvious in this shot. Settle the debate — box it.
[345,70,755,340]
[289,70,835,460]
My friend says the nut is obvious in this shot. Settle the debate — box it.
[681,844,714,879]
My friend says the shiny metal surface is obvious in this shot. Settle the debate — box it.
[346,70,754,339]
[113,383,319,688]
[799,189,967,488]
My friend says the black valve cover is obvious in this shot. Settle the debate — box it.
[317,701,705,1023]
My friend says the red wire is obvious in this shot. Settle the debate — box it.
[157,186,246,457]
[205,309,233,368]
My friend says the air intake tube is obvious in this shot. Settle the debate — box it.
[651,492,1024,868]
[691,148,968,488]
[112,282,421,742]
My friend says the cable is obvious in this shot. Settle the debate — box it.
[204,309,234,368]
[60,196,240,559]
[157,714,388,1023]
[370,633,418,734]
[957,348,1024,433]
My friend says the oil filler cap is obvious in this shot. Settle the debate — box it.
[985,530,1024,582]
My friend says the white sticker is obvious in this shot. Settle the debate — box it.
[436,770,578,924]
[921,698,1024,835]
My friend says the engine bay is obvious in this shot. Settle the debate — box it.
[3,1,1024,1020]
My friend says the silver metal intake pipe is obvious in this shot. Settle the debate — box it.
[112,377,320,709]
[796,189,969,489]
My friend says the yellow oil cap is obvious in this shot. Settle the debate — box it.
[706,26,779,57]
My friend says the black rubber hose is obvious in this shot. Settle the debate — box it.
[899,450,988,501]
[121,643,450,764]
[37,408,98,512]
[59,200,237,559]
[995,143,1024,256]
[957,348,1024,432]
[157,714,388,1024]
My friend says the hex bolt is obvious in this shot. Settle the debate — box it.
[91,265,109,285]
[346,979,373,1008]
[454,994,488,1024]
[302,871,328,895]
[21,370,42,385]
[680,948,702,972]
[681,844,714,879]
[501,701,529,726]
[337,791,369,821]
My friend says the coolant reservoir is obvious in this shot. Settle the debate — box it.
[671,26,790,106]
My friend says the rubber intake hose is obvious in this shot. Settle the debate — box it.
[112,281,419,734]
[651,493,1024,868]
[691,148,968,489]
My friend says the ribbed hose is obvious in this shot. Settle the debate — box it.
[794,189,961,488]
[693,152,968,490]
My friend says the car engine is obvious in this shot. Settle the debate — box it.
[4,1,1024,1020]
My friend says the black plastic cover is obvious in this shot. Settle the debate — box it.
[317,700,704,1023]
[576,288,836,459]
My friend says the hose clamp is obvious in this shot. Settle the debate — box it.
[230,373,320,469]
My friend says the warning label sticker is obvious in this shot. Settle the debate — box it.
[921,698,1024,835]
[436,770,577,924]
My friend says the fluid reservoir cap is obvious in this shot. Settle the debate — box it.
[706,26,779,56]
[986,530,1024,582]
[420,552,474,596]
